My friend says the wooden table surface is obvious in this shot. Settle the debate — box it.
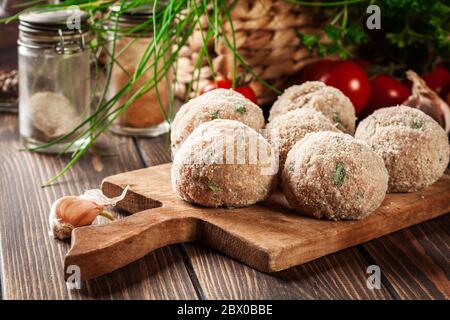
[0,21,449,300]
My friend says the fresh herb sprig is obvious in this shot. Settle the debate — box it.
[4,0,247,186]
[296,0,450,73]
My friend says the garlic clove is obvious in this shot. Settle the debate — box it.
[55,196,103,227]
[404,70,450,133]
[49,196,102,240]
[49,186,129,240]
[80,185,130,205]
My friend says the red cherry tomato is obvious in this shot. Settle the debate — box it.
[351,58,373,73]
[201,79,232,92]
[300,59,335,82]
[421,65,450,97]
[317,61,371,114]
[201,78,257,104]
[234,86,257,104]
[367,75,411,113]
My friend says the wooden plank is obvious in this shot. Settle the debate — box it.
[184,244,392,299]
[136,136,393,299]
[0,114,198,299]
[359,215,449,299]
[96,164,449,274]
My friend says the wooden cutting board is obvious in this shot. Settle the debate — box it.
[65,163,450,281]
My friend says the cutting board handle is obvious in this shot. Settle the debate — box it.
[64,207,196,281]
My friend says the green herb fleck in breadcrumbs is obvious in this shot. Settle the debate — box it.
[332,162,346,187]
[235,106,247,115]
[288,161,295,172]
[356,191,365,200]
[335,136,344,144]
[410,119,423,129]
[211,110,220,120]
[207,180,221,192]
[333,112,342,125]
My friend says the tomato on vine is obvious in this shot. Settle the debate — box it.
[201,78,257,104]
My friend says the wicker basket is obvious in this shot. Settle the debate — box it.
[175,0,327,106]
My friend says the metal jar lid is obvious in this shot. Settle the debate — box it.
[107,2,167,37]
[18,8,91,52]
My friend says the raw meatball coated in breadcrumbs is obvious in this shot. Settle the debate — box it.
[355,106,450,193]
[171,88,264,153]
[266,108,340,171]
[269,81,356,134]
[172,119,277,208]
[282,131,388,220]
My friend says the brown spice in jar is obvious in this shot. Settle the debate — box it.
[110,38,170,128]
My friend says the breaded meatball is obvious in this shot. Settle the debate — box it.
[282,131,388,220]
[172,119,277,207]
[266,108,340,171]
[355,105,450,193]
[269,81,356,134]
[171,88,264,153]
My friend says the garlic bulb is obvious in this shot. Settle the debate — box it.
[49,186,129,240]
[404,70,450,133]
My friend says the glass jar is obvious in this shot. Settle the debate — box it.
[18,8,91,153]
[106,3,171,137]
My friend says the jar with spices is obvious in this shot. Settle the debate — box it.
[18,8,91,153]
[106,3,171,137]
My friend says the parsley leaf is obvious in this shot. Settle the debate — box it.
[235,106,247,115]
[211,110,220,120]
[332,162,346,187]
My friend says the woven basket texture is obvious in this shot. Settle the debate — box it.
[175,0,327,105]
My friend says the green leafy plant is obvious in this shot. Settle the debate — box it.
[295,0,450,75]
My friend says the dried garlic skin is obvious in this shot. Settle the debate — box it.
[404,70,450,133]
[52,221,75,240]
[356,105,449,193]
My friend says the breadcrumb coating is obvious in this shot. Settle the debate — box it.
[267,108,340,173]
[282,131,388,220]
[171,89,264,153]
[269,81,356,134]
[172,119,277,207]
[355,105,450,192]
